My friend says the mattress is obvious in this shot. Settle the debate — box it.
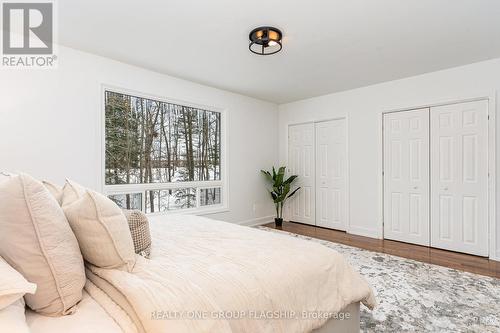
[25,286,126,333]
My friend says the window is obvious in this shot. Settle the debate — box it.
[103,90,225,214]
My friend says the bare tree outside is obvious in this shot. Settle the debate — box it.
[105,91,222,212]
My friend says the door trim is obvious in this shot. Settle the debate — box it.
[379,94,496,259]
[286,116,350,233]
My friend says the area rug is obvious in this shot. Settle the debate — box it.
[258,227,500,333]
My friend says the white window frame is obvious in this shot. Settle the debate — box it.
[100,85,229,216]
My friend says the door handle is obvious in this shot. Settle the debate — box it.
[412,186,418,190]
[442,187,449,191]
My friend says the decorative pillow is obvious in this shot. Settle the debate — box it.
[0,257,36,310]
[0,174,86,316]
[42,180,63,205]
[61,179,86,207]
[0,298,31,333]
[122,210,152,258]
[63,190,136,272]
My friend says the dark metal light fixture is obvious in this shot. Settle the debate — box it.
[249,26,282,55]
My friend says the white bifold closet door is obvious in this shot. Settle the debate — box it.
[288,119,347,229]
[315,119,347,230]
[383,108,430,246]
[430,100,488,256]
[288,123,315,225]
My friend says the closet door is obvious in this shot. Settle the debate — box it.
[288,123,315,225]
[315,119,347,230]
[430,100,488,256]
[383,109,430,246]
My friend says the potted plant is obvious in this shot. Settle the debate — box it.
[261,166,300,227]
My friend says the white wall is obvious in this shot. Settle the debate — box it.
[279,58,500,260]
[0,46,279,225]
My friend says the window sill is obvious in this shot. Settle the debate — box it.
[145,205,229,218]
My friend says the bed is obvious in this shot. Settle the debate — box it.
[26,290,361,333]
[26,287,125,333]
[27,214,375,333]
[26,290,360,333]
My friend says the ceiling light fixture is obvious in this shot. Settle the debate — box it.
[249,26,282,55]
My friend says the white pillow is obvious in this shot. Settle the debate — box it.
[63,190,136,272]
[0,298,31,333]
[61,179,86,207]
[42,180,64,205]
[0,257,36,310]
[0,174,86,316]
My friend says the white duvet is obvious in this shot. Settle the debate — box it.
[87,215,376,333]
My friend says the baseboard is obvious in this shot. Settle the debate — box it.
[238,215,274,227]
[491,251,500,262]
[347,226,380,239]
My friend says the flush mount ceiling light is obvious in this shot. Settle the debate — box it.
[249,26,283,55]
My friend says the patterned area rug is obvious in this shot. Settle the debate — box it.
[258,227,500,333]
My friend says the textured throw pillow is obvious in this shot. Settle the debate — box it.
[0,174,86,316]
[0,257,36,310]
[63,190,136,272]
[122,209,152,258]
[42,180,63,205]
[61,179,86,207]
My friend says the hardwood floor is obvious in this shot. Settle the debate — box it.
[264,221,500,279]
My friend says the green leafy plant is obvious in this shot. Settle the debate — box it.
[261,166,301,222]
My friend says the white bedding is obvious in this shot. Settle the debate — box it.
[26,287,124,333]
[87,214,376,333]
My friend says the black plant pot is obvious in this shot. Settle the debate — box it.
[275,218,283,227]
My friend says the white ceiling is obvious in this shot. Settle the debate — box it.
[59,0,500,104]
